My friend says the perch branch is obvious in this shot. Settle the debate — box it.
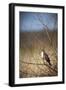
[20,60,57,73]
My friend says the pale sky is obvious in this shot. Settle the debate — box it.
[20,12,58,32]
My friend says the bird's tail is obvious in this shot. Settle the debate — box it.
[49,62,52,66]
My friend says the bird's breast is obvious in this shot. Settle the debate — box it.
[41,51,44,58]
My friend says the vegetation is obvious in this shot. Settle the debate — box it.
[19,30,58,78]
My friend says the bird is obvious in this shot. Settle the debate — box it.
[41,49,51,66]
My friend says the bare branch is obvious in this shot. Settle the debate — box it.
[36,14,57,57]
[20,60,57,73]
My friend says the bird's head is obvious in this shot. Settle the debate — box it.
[41,49,45,53]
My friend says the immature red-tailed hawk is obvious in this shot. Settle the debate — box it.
[41,50,51,65]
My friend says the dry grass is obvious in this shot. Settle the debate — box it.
[19,30,58,78]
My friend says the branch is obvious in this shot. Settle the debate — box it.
[20,60,57,73]
[36,14,57,57]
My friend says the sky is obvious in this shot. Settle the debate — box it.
[20,12,58,32]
